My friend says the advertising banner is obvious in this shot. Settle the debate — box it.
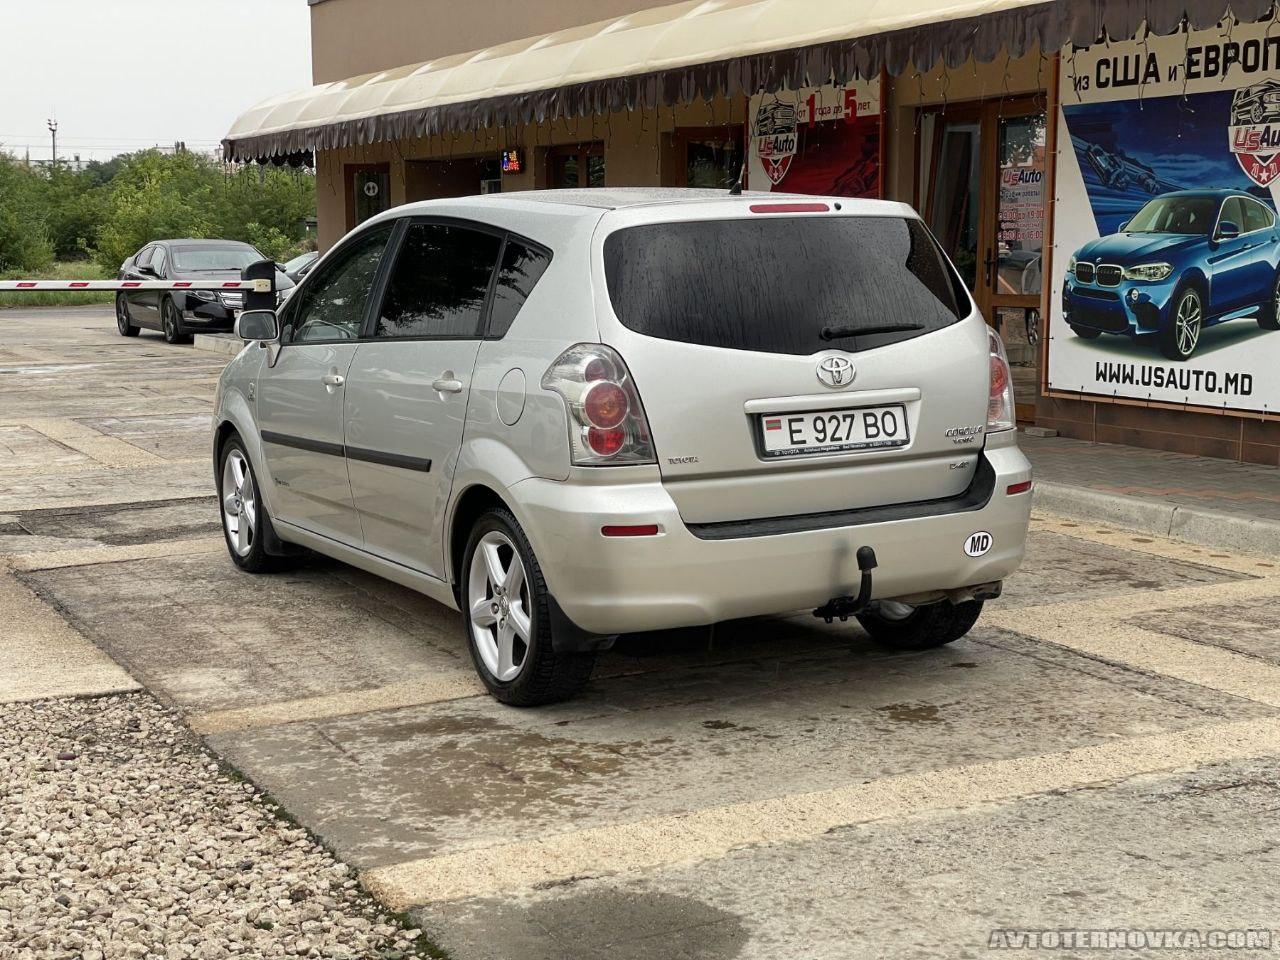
[1049,21,1280,416]
[747,79,882,197]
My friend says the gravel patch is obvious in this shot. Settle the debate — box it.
[0,693,439,959]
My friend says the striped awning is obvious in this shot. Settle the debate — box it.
[224,0,1272,161]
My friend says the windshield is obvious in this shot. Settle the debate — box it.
[603,216,967,355]
[171,244,263,271]
[1124,197,1218,235]
[285,252,316,273]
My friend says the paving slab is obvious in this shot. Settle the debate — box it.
[414,755,1280,960]
[14,497,220,548]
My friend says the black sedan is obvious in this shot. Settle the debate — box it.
[115,239,295,344]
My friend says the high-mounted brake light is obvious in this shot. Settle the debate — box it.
[987,328,1016,432]
[748,202,829,214]
[542,344,656,466]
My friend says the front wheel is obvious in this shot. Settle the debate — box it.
[1159,287,1202,361]
[115,295,139,337]
[1069,324,1102,340]
[162,298,190,344]
[856,599,984,651]
[219,438,289,573]
[461,508,595,706]
[1259,273,1280,330]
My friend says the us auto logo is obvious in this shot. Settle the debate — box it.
[1229,80,1280,186]
[816,355,855,388]
[753,95,798,185]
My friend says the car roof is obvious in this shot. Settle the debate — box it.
[158,238,257,247]
[389,187,907,216]
[1152,189,1253,200]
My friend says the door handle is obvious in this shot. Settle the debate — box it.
[432,377,464,394]
[321,373,345,388]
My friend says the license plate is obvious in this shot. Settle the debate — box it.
[759,404,909,458]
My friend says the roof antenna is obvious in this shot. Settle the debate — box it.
[728,156,746,195]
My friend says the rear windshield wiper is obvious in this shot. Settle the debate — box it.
[820,321,926,341]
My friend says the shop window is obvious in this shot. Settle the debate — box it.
[674,127,744,189]
[550,143,605,188]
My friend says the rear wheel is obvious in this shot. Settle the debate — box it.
[856,599,984,651]
[1159,287,1201,361]
[1069,324,1101,340]
[162,297,190,344]
[115,295,139,337]
[461,508,595,706]
[1259,272,1280,330]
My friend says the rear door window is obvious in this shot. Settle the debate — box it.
[375,223,502,339]
[487,239,552,338]
[1244,198,1274,233]
[603,216,967,355]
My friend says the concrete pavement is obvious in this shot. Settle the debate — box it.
[6,305,1280,959]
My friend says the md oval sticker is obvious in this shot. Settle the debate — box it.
[964,531,993,558]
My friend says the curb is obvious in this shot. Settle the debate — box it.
[192,334,242,358]
[1034,481,1280,557]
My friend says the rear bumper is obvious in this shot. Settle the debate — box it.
[513,441,1033,635]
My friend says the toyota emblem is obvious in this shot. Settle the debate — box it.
[816,355,855,388]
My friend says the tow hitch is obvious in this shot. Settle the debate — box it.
[813,546,878,624]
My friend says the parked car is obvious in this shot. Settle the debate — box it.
[1063,189,1280,360]
[212,189,1033,705]
[283,250,319,282]
[115,239,296,344]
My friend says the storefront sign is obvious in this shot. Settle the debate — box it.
[1049,20,1280,415]
[747,79,882,198]
[500,148,523,174]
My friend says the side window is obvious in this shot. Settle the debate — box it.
[288,225,393,344]
[1244,199,1274,233]
[134,246,153,270]
[375,223,502,339]
[487,239,553,338]
[1219,197,1245,235]
[150,247,168,277]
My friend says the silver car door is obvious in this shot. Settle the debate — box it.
[343,220,503,578]
[255,223,395,545]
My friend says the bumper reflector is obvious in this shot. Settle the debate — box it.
[601,524,660,537]
[1006,480,1033,496]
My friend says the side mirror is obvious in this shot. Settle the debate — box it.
[1217,220,1241,241]
[137,264,157,277]
[235,309,279,342]
[1117,221,1129,232]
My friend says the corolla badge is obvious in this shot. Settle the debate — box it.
[816,355,856,388]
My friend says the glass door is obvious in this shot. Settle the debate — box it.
[920,99,1046,423]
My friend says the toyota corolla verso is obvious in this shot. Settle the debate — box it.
[212,189,1033,706]
[1063,189,1280,360]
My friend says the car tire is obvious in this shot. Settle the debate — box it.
[1259,273,1280,331]
[218,436,289,574]
[461,508,596,706]
[856,599,984,651]
[1159,286,1202,361]
[115,295,140,337]
[1069,324,1102,340]
[162,297,190,345]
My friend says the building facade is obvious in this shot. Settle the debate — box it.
[227,0,1280,465]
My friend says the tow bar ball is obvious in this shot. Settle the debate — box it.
[813,546,879,624]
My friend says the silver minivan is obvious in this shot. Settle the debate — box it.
[213,188,1033,705]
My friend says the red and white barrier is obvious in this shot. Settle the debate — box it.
[0,279,273,293]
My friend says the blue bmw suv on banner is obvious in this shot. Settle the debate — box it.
[1062,189,1280,360]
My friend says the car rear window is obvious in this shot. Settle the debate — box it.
[602,216,967,355]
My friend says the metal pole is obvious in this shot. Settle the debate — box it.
[47,118,58,166]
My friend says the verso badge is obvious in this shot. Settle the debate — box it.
[816,355,855,388]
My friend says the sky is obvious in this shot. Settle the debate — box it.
[0,0,312,163]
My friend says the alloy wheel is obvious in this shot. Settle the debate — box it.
[116,297,129,334]
[467,530,532,682]
[1175,291,1201,358]
[221,449,257,557]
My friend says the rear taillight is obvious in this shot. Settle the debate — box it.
[542,344,656,466]
[987,328,1016,432]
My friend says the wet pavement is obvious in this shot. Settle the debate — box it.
[4,306,1280,959]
